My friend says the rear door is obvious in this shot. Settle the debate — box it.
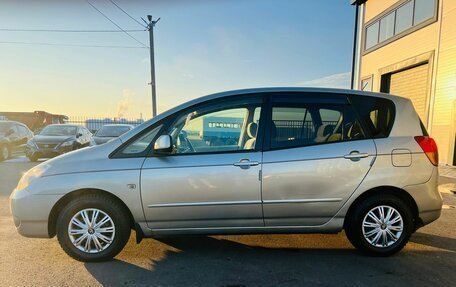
[261,92,376,226]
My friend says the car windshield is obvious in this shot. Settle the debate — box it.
[95,126,131,137]
[39,125,77,136]
[0,122,10,133]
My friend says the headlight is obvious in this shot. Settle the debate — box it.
[16,163,51,191]
[27,140,37,148]
[59,140,74,147]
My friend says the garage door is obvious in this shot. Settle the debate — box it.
[389,63,429,123]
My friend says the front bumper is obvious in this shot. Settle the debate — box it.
[9,188,62,238]
[404,167,442,226]
[26,144,73,159]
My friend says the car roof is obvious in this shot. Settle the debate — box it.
[0,120,25,126]
[120,87,409,143]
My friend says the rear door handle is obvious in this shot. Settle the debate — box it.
[233,160,259,168]
[344,151,369,160]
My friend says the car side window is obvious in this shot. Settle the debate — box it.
[17,125,30,137]
[10,124,19,135]
[350,95,395,138]
[158,97,263,155]
[269,103,365,149]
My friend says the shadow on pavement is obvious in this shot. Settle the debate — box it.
[85,235,456,287]
[410,232,456,252]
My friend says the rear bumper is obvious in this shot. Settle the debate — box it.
[404,167,442,226]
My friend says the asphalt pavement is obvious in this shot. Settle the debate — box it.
[1,157,455,286]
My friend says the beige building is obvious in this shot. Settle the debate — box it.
[351,0,456,165]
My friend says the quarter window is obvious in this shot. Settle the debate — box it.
[350,96,395,138]
[120,125,163,155]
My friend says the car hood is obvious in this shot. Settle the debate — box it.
[32,135,75,143]
[40,138,143,177]
[93,136,116,145]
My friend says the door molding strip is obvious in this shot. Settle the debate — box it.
[147,200,262,208]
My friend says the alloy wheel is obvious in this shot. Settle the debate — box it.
[362,205,403,248]
[68,208,116,253]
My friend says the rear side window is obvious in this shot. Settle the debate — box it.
[350,95,395,138]
[269,104,365,149]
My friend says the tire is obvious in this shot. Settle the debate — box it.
[0,144,10,161]
[28,155,38,162]
[56,193,131,262]
[345,194,414,256]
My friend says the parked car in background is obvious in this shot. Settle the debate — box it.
[26,124,93,161]
[10,88,442,262]
[93,124,134,145]
[0,121,33,161]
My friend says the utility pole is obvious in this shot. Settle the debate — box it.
[146,15,160,117]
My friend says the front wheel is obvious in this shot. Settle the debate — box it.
[28,154,38,162]
[345,194,414,256]
[56,194,131,262]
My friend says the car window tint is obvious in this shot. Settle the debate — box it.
[350,95,395,138]
[270,104,364,149]
[121,125,163,155]
[271,107,315,148]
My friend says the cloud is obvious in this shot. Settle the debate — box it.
[296,72,351,89]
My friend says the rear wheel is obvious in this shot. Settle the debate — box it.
[345,194,414,256]
[0,145,10,161]
[56,193,131,262]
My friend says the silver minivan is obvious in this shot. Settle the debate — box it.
[10,88,442,261]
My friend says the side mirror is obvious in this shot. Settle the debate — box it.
[76,133,83,138]
[154,135,172,152]
[5,129,14,136]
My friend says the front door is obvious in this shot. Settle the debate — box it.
[261,92,376,226]
[141,96,265,229]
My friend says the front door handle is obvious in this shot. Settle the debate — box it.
[344,151,369,160]
[233,159,259,168]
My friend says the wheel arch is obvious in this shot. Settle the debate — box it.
[343,186,420,229]
[48,188,135,238]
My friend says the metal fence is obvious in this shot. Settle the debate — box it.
[66,116,145,133]
[274,120,339,140]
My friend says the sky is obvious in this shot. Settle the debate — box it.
[0,0,355,119]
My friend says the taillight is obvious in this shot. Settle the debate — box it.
[414,136,439,166]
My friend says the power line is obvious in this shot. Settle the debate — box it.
[86,0,148,48]
[0,28,144,33]
[107,0,146,28]
[0,41,147,49]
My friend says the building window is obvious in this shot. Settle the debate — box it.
[379,12,395,42]
[364,0,437,52]
[360,75,373,91]
[365,22,379,50]
[395,1,414,34]
[414,0,436,24]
